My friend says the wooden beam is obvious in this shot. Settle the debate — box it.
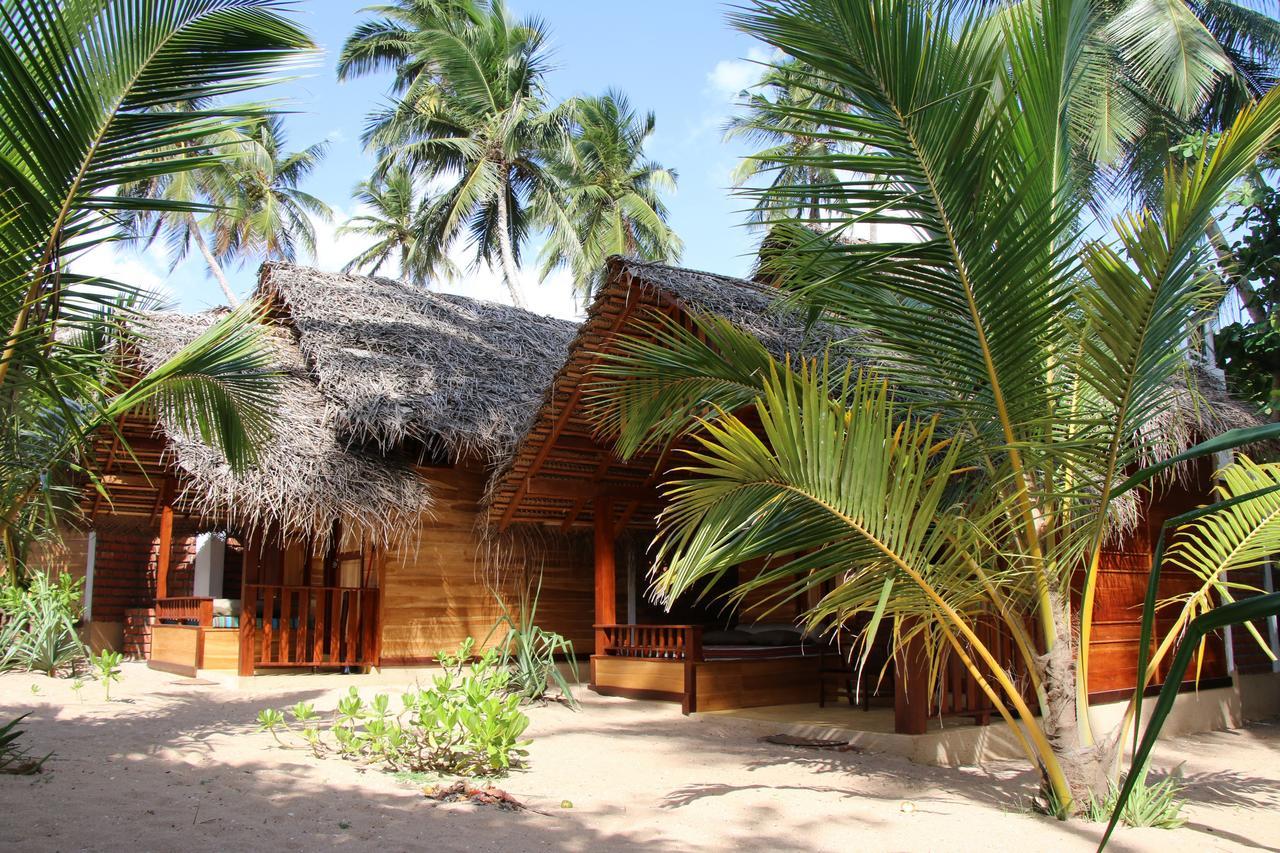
[593,497,617,658]
[89,417,128,520]
[562,456,614,532]
[498,297,638,530]
[526,476,654,502]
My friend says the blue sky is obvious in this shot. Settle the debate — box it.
[84,1,775,320]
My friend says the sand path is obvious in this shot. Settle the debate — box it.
[2,663,1277,852]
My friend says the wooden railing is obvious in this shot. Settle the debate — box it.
[155,596,213,627]
[596,624,703,661]
[930,618,1030,725]
[239,585,379,674]
[595,623,704,714]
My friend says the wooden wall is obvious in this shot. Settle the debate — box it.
[379,460,594,665]
[90,524,199,623]
[1087,467,1230,698]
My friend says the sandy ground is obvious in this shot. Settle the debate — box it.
[1,663,1277,853]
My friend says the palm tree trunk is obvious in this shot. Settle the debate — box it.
[1206,220,1263,324]
[494,180,528,309]
[188,217,240,307]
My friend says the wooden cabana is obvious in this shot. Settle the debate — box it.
[487,258,871,715]
[487,257,1267,731]
[82,263,586,676]
[75,257,1274,729]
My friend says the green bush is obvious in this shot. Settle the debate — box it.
[488,577,578,706]
[258,639,531,778]
[1086,761,1186,830]
[0,713,49,775]
[0,572,87,676]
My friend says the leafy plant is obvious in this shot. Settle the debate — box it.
[91,650,123,702]
[256,708,288,746]
[0,0,312,582]
[1213,184,1280,416]
[259,640,531,778]
[1086,761,1185,830]
[1102,598,1280,850]
[0,713,49,775]
[0,572,87,675]
[487,575,579,706]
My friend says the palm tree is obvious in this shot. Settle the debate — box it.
[725,62,845,226]
[121,128,250,307]
[210,117,332,269]
[358,0,564,308]
[1072,0,1280,189]
[338,165,453,283]
[590,0,1280,812]
[337,0,484,90]
[537,91,683,301]
[0,0,313,576]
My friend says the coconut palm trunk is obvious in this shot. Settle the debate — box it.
[494,179,527,308]
[187,217,240,307]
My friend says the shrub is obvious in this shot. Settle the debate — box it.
[487,576,578,706]
[90,650,123,701]
[0,572,87,676]
[1086,761,1186,830]
[258,639,531,778]
[0,713,50,775]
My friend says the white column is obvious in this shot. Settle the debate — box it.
[193,532,227,598]
[83,531,97,622]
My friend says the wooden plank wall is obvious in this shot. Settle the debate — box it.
[379,460,594,665]
[1087,468,1230,697]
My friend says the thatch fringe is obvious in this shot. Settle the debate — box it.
[134,310,431,546]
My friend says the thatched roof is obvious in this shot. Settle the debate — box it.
[613,258,854,361]
[485,257,863,526]
[121,257,1263,542]
[487,256,1266,528]
[133,311,431,545]
[258,263,579,458]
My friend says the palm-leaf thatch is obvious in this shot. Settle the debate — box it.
[119,257,1259,546]
[616,258,853,360]
[257,263,579,457]
[133,311,430,545]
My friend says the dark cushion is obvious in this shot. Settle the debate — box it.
[749,629,803,647]
[703,628,754,646]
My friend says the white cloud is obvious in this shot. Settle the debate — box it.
[67,239,175,306]
[307,203,374,274]
[432,253,581,322]
[706,47,780,101]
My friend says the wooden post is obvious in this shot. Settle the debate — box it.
[155,500,174,601]
[682,624,703,715]
[238,532,259,677]
[894,617,929,735]
[592,498,616,688]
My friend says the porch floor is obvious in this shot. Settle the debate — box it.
[704,702,1027,767]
